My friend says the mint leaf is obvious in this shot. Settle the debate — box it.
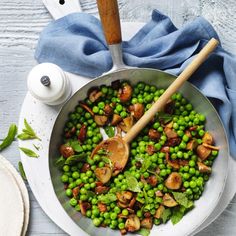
[69,141,83,153]
[101,156,113,169]
[98,193,117,204]
[55,156,65,168]
[65,153,87,165]
[137,228,150,236]
[19,147,39,158]
[0,124,17,151]
[172,192,193,209]
[161,208,171,223]
[125,172,141,192]
[104,126,115,138]
[18,161,27,181]
[140,158,152,173]
[158,111,173,124]
[171,206,186,225]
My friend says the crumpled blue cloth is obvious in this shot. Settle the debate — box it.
[35,10,236,159]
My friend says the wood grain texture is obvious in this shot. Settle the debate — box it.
[0,0,236,235]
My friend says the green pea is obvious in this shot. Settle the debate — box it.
[110,212,117,220]
[93,218,101,227]
[65,188,72,197]
[72,171,80,179]
[92,106,99,113]
[189,181,197,188]
[69,198,77,206]
[61,174,69,183]
[118,222,125,229]
[122,209,129,216]
[63,165,70,172]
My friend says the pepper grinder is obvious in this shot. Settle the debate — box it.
[27,63,72,105]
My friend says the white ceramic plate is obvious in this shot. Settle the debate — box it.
[0,155,30,236]
[0,157,24,236]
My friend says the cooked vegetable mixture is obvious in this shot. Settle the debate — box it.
[57,80,219,235]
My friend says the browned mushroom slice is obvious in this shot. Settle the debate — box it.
[130,103,144,120]
[147,175,158,187]
[81,163,90,173]
[78,124,87,143]
[155,190,163,197]
[72,186,80,198]
[125,214,140,232]
[196,145,211,160]
[129,197,136,208]
[140,217,153,229]
[120,228,127,235]
[202,132,214,145]
[164,127,178,139]
[118,201,129,209]
[79,102,94,116]
[167,137,181,147]
[79,201,91,216]
[165,153,180,169]
[60,144,75,158]
[119,116,134,132]
[202,143,220,150]
[94,186,109,194]
[94,115,108,126]
[186,139,198,151]
[104,104,113,116]
[197,162,212,173]
[89,89,103,102]
[116,191,133,204]
[154,205,165,219]
[148,128,161,141]
[111,114,122,126]
[94,167,112,184]
[165,172,182,190]
[163,193,178,207]
[118,84,133,103]
[161,146,170,153]
[146,145,156,155]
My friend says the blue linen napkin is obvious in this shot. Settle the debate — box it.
[35,10,236,159]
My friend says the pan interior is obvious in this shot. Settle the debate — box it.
[49,68,228,236]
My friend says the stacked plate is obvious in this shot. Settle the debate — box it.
[0,154,30,236]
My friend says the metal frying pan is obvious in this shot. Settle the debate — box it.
[49,0,229,235]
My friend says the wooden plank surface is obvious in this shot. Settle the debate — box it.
[0,0,236,235]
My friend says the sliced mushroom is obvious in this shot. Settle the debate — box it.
[167,137,181,147]
[178,160,189,167]
[104,104,113,116]
[165,153,180,169]
[79,102,94,116]
[148,128,161,141]
[164,127,178,139]
[141,217,153,229]
[111,114,122,126]
[118,201,130,208]
[78,124,87,143]
[130,103,144,120]
[98,202,107,212]
[79,201,91,216]
[161,146,170,153]
[163,193,178,207]
[95,186,110,194]
[197,162,212,173]
[125,214,140,232]
[196,145,211,160]
[146,145,156,155]
[202,132,214,145]
[120,228,127,235]
[118,84,133,103]
[186,139,198,151]
[94,115,108,126]
[155,190,163,197]
[202,143,220,150]
[81,163,90,173]
[89,89,103,102]
[129,197,136,208]
[119,116,134,132]
[165,172,182,190]
[60,144,75,158]
[94,167,112,184]
[154,205,165,219]
[144,212,151,218]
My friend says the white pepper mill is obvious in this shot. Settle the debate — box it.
[27,63,72,105]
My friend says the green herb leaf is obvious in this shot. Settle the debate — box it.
[161,208,171,223]
[101,156,113,169]
[172,192,193,209]
[143,188,149,204]
[104,126,115,138]
[65,153,87,165]
[0,124,17,151]
[125,172,141,192]
[140,158,152,173]
[18,161,27,181]
[87,190,96,199]
[17,119,41,141]
[55,156,65,168]
[98,193,117,204]
[19,147,39,158]
[158,111,173,124]
[171,206,186,225]
[69,141,83,153]
[137,228,150,236]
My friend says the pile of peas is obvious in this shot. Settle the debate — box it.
[58,81,218,234]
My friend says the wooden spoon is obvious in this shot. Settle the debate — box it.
[91,38,218,182]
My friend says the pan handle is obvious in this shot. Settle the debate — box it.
[97,0,127,71]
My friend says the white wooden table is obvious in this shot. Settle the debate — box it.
[0,0,236,235]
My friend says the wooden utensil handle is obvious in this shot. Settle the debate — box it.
[123,38,219,144]
[97,0,122,45]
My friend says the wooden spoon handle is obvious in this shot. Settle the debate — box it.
[123,38,219,144]
[96,0,122,45]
